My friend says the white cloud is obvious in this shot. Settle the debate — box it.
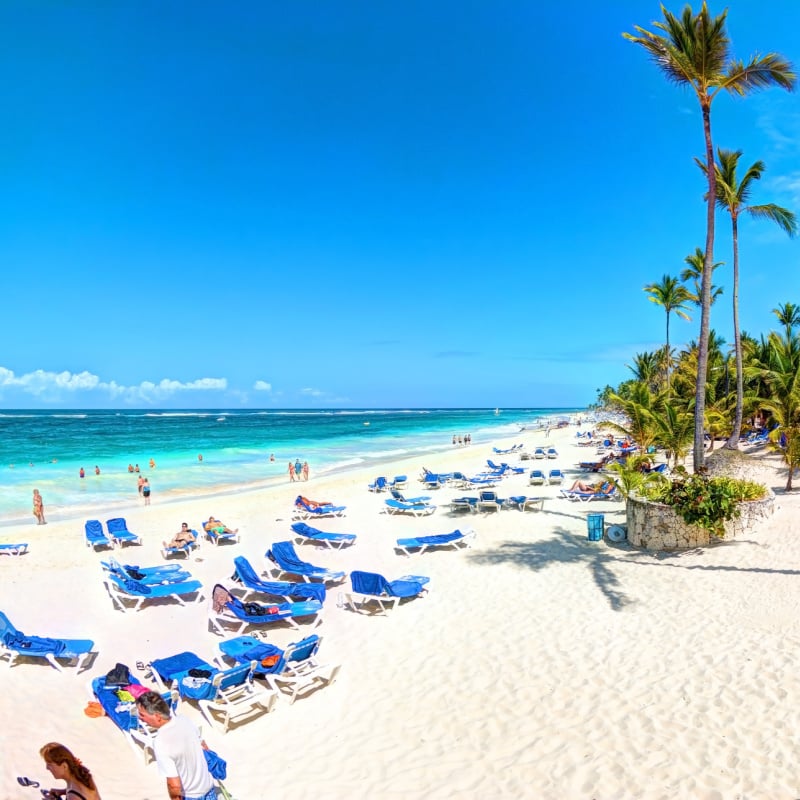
[253,380,272,391]
[0,366,228,404]
[300,387,323,397]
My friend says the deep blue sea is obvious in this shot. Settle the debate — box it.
[0,408,581,526]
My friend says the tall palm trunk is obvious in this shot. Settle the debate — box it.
[694,101,716,471]
[724,216,744,448]
[665,314,671,395]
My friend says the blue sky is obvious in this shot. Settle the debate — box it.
[1,1,799,409]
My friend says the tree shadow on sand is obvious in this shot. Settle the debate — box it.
[469,527,634,612]
[469,509,800,612]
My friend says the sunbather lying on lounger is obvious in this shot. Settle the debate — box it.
[203,516,238,535]
[568,479,611,493]
[164,522,196,549]
[297,496,332,510]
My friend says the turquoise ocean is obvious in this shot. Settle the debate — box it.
[0,408,581,527]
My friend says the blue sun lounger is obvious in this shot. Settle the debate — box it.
[106,518,142,548]
[266,541,346,584]
[85,520,115,551]
[395,528,476,556]
[91,671,179,763]
[232,556,326,603]
[209,583,323,636]
[101,557,193,586]
[0,543,28,556]
[148,650,276,733]
[290,522,356,550]
[293,497,347,520]
[217,633,340,704]
[103,572,204,613]
[384,498,437,517]
[200,520,240,546]
[161,530,200,559]
[345,570,430,615]
[0,610,95,672]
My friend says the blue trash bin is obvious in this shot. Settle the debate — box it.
[587,513,604,541]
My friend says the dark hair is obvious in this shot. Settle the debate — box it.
[40,743,96,791]
[135,690,171,719]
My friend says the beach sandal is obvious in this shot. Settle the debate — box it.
[136,661,147,671]
[17,777,40,788]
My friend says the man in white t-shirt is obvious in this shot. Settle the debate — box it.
[136,691,217,800]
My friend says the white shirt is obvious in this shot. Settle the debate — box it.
[154,714,215,798]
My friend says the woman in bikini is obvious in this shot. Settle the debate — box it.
[40,742,101,800]
[32,489,46,525]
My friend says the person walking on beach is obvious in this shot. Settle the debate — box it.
[138,474,145,495]
[288,461,296,482]
[142,478,151,506]
[40,741,102,800]
[295,458,302,479]
[32,489,46,525]
[302,461,309,481]
[135,691,216,800]
[79,467,85,479]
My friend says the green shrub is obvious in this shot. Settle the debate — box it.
[639,473,767,537]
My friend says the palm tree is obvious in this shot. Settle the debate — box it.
[773,302,800,340]
[697,148,797,450]
[644,275,692,392]
[624,3,796,470]
[628,351,662,392]
[605,382,662,453]
[651,401,696,467]
[681,247,724,307]
[747,332,800,489]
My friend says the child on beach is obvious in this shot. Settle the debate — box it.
[40,741,102,799]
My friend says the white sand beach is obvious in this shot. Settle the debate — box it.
[1,425,798,800]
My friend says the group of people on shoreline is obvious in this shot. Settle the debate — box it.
[288,459,309,482]
[451,434,472,446]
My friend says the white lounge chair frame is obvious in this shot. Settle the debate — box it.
[265,637,341,705]
[197,661,278,733]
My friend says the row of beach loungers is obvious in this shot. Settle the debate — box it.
[2,511,477,770]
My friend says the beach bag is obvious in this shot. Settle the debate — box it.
[104,662,132,688]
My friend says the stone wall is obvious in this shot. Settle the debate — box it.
[626,491,775,550]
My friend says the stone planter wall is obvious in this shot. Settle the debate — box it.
[626,491,775,550]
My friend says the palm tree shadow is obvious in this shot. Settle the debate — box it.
[469,527,634,611]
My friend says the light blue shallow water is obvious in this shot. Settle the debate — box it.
[0,407,581,526]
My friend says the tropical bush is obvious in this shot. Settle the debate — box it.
[639,470,767,537]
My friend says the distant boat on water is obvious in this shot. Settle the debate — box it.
[494,408,500,416]
[216,416,225,422]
